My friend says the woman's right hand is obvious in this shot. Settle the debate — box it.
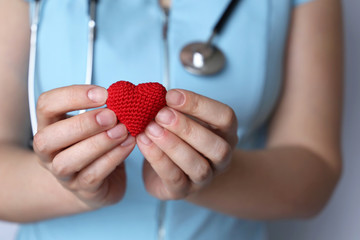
[33,85,135,210]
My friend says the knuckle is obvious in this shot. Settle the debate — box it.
[67,87,78,102]
[220,106,236,130]
[75,114,92,134]
[148,150,167,167]
[193,162,212,184]
[180,117,195,137]
[33,131,49,155]
[52,156,71,179]
[213,140,232,166]
[167,169,186,188]
[161,136,180,153]
[62,86,81,107]
[64,181,78,192]
[87,135,102,153]
[79,171,98,188]
[188,94,201,115]
[36,92,55,117]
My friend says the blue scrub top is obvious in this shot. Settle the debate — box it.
[20,0,313,239]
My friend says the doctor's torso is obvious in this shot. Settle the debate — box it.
[19,0,303,239]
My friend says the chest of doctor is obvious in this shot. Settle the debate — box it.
[33,0,292,144]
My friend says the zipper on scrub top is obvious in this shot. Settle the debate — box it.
[157,4,170,240]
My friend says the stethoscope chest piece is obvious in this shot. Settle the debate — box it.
[180,42,225,76]
[179,0,242,76]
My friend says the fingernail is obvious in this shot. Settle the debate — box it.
[147,122,164,137]
[167,90,185,106]
[88,87,107,103]
[156,108,175,125]
[107,124,127,139]
[138,133,152,146]
[121,136,135,147]
[96,110,115,127]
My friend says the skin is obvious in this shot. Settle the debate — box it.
[34,85,136,210]
[137,0,343,219]
[159,0,172,10]
[0,0,342,222]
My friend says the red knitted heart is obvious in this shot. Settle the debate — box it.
[106,81,167,137]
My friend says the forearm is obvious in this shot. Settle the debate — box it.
[0,143,88,223]
[186,146,341,220]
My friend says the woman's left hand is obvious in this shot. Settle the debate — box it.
[136,89,238,200]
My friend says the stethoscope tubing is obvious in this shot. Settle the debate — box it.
[28,0,98,135]
[81,0,97,114]
[28,0,41,135]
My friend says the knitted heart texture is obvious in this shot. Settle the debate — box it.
[106,81,167,137]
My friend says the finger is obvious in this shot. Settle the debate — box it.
[51,124,128,180]
[33,108,117,157]
[142,161,190,200]
[155,107,232,171]
[37,85,108,130]
[72,164,127,209]
[142,160,168,198]
[144,122,213,186]
[70,136,135,192]
[137,133,190,199]
[165,89,238,141]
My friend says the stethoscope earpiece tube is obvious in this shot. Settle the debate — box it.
[84,2,98,85]
[28,0,41,136]
[27,0,100,133]
[81,0,98,114]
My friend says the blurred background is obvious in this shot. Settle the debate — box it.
[1,0,359,239]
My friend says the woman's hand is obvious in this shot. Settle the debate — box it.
[33,85,136,210]
[137,89,238,200]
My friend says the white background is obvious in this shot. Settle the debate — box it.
[1,0,359,239]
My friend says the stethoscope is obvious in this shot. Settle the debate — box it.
[28,0,241,135]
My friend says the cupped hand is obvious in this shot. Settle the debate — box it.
[136,89,238,200]
[33,85,136,210]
